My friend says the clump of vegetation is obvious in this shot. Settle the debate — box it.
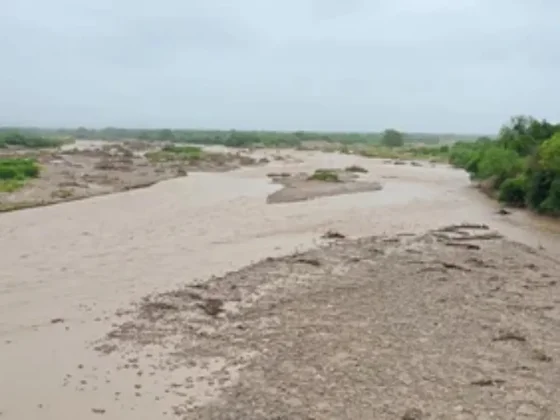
[51,189,74,199]
[345,165,368,173]
[358,144,450,162]
[0,131,65,149]
[12,126,477,149]
[145,145,203,163]
[498,175,527,207]
[0,158,40,192]
[308,169,341,182]
[380,129,404,148]
[449,116,560,215]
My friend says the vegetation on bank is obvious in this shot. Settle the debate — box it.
[308,169,341,182]
[0,131,67,149]
[345,165,368,173]
[448,116,560,215]
[4,126,479,148]
[352,144,450,162]
[145,145,203,163]
[0,158,40,192]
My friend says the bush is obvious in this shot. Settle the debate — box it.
[308,169,340,182]
[345,165,368,173]
[499,175,527,206]
[474,146,523,186]
[0,158,40,180]
[525,169,554,211]
[381,129,404,148]
[0,158,40,192]
[0,132,64,148]
[448,115,560,216]
[540,177,560,214]
[449,143,480,169]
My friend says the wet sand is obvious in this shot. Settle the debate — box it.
[1,150,559,419]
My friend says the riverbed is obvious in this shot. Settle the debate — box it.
[0,149,558,419]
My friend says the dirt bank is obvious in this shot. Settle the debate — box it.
[266,168,383,204]
[96,224,560,419]
[0,142,262,212]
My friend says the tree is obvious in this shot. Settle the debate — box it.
[158,129,175,141]
[539,132,560,173]
[381,129,404,147]
[225,131,261,147]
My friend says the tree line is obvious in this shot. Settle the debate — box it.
[449,116,560,215]
[3,127,463,148]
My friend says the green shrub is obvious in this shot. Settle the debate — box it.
[0,158,40,180]
[0,158,40,192]
[0,132,63,148]
[540,177,560,214]
[475,146,523,186]
[345,165,368,173]
[526,169,553,211]
[449,143,480,169]
[308,169,340,182]
[498,175,527,206]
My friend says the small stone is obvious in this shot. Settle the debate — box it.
[402,408,423,420]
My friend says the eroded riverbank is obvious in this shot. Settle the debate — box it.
[0,150,559,419]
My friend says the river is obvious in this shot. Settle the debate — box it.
[0,149,558,419]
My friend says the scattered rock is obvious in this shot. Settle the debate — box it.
[470,378,505,387]
[143,301,178,312]
[50,318,65,324]
[294,257,321,267]
[344,165,368,173]
[497,208,511,215]
[436,223,489,232]
[444,242,481,251]
[91,408,106,414]
[441,262,471,272]
[402,408,423,419]
[93,343,118,354]
[492,330,527,343]
[531,348,552,362]
[322,230,346,239]
[199,298,224,316]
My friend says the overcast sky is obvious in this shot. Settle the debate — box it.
[0,1,558,133]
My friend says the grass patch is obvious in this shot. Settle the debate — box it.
[345,165,368,173]
[145,145,203,163]
[0,158,40,192]
[308,169,341,182]
[0,179,25,192]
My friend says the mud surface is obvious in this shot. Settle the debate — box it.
[97,224,560,419]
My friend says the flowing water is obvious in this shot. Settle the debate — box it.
[0,149,559,419]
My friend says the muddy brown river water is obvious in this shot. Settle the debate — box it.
[0,149,559,419]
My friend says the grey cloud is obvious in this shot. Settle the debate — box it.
[1,0,559,132]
